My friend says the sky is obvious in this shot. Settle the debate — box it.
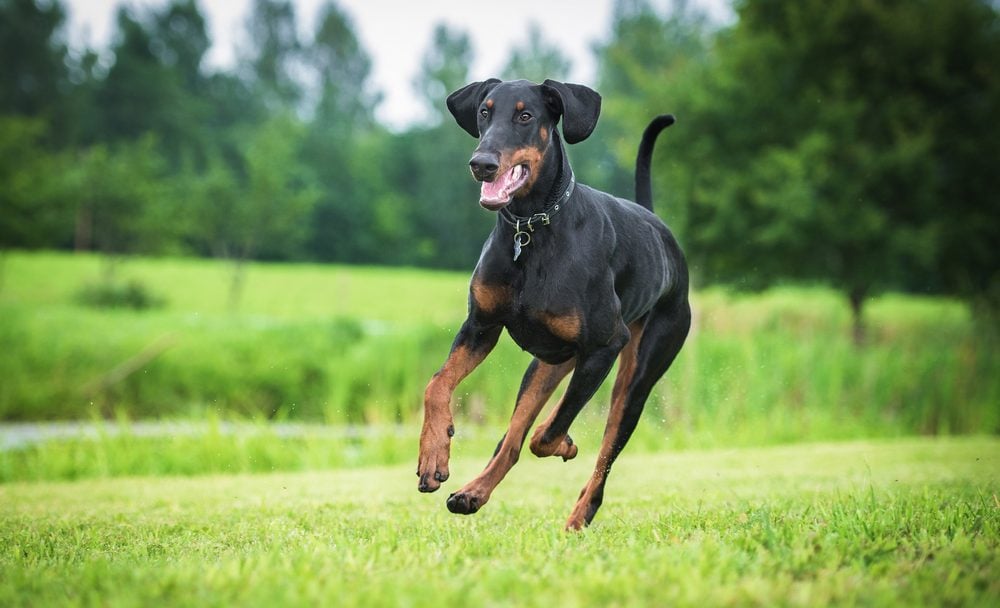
[61,0,732,130]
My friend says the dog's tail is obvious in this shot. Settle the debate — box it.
[634,114,675,212]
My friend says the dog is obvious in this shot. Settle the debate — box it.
[417,78,690,530]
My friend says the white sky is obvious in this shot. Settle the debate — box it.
[62,0,732,130]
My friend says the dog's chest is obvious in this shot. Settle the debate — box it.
[502,303,580,363]
[472,273,592,363]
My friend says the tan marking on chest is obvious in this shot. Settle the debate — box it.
[471,281,511,314]
[537,310,582,342]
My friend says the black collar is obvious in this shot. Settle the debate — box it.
[497,150,575,261]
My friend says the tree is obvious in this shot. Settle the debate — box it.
[92,3,211,169]
[501,23,572,82]
[398,23,492,268]
[585,0,712,202]
[300,1,386,263]
[640,0,1000,337]
[241,0,303,113]
[413,24,474,125]
[306,1,379,130]
[0,116,74,250]
[0,0,69,126]
[70,137,174,258]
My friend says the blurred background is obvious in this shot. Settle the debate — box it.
[0,0,997,479]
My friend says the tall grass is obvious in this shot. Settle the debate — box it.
[1,251,996,446]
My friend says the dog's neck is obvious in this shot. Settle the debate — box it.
[503,129,572,219]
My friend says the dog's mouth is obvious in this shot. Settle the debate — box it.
[479,164,530,210]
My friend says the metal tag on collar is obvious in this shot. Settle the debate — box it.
[513,220,531,261]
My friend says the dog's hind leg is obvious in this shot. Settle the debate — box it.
[564,298,691,530]
[446,358,575,515]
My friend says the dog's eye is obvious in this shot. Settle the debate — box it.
[480,109,489,119]
[518,112,532,123]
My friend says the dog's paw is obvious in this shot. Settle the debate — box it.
[417,424,454,493]
[559,434,578,461]
[446,491,483,515]
[530,428,578,461]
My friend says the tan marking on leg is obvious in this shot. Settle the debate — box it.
[528,392,579,460]
[449,360,574,508]
[565,321,644,530]
[418,344,491,492]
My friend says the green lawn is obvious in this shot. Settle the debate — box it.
[2,437,997,607]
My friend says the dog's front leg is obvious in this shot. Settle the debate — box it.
[417,319,501,493]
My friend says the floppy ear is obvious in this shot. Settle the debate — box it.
[540,80,602,144]
[446,78,502,138]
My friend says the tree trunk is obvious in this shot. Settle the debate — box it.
[849,287,866,346]
[74,204,93,252]
[228,257,246,312]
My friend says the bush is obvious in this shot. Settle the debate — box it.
[75,278,166,310]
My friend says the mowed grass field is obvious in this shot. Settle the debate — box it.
[2,438,998,607]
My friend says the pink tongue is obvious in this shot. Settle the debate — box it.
[481,166,522,202]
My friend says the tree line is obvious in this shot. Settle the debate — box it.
[1,0,998,326]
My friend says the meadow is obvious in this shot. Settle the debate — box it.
[1,251,996,446]
[1,438,997,606]
[1,251,999,606]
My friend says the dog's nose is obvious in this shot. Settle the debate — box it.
[469,152,500,182]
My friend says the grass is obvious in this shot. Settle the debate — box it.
[1,437,997,607]
[1,251,997,445]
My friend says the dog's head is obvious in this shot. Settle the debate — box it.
[447,79,601,210]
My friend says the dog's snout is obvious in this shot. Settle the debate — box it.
[469,152,500,182]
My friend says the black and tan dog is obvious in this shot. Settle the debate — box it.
[417,78,691,530]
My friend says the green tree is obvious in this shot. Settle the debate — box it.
[413,24,474,124]
[585,0,711,202]
[242,0,303,113]
[70,137,175,257]
[0,116,74,250]
[399,24,491,268]
[300,1,386,263]
[638,0,1000,336]
[0,0,70,129]
[501,23,571,82]
[226,116,319,306]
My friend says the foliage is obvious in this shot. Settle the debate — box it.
[0,0,997,310]
[1,253,996,446]
[501,23,572,83]
[74,277,165,310]
[1,439,997,607]
[0,116,74,249]
[627,0,999,323]
[0,0,73,137]
[413,24,474,124]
